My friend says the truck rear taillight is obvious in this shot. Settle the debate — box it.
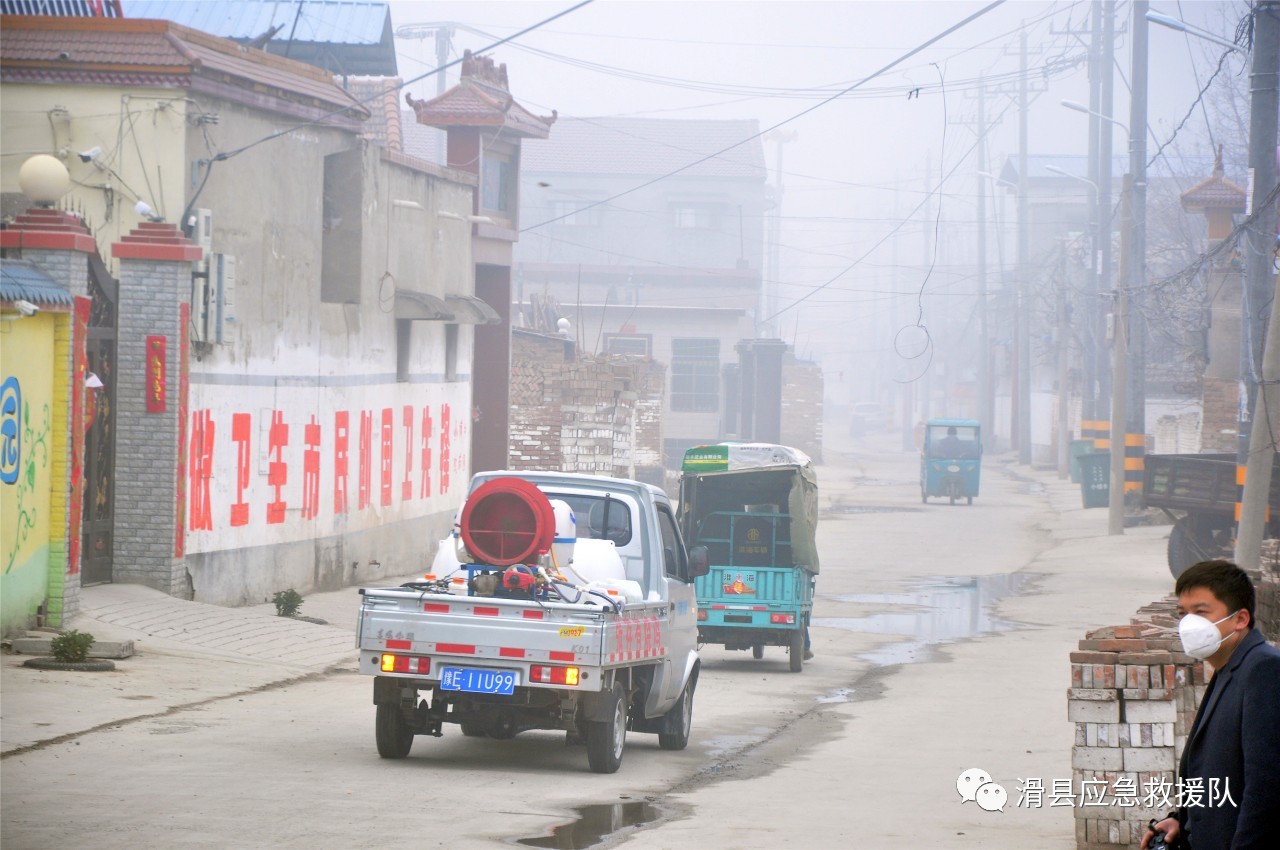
[380,654,430,674]
[697,610,708,621]
[769,613,796,625]
[529,665,579,686]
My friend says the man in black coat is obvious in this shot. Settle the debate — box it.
[1142,559,1280,850]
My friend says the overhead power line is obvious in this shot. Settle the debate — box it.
[522,0,1008,233]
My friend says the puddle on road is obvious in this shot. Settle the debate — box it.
[816,573,1036,667]
[815,687,856,704]
[517,801,662,850]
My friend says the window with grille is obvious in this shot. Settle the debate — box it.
[604,334,651,357]
[671,338,719,411]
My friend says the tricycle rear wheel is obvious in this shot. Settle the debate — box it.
[789,629,804,673]
[752,644,764,659]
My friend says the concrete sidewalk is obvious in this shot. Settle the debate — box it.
[1,575,418,755]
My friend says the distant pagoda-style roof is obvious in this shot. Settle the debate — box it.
[406,50,555,139]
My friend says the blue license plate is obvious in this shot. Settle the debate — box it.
[439,667,517,695]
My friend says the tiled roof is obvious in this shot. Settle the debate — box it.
[1180,173,1247,211]
[520,116,766,180]
[0,259,74,307]
[347,77,402,151]
[406,50,554,140]
[123,1,397,77]
[0,15,369,119]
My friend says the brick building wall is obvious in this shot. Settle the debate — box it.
[509,330,665,484]
[781,355,823,462]
[1200,377,1238,453]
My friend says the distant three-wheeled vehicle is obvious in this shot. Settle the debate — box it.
[679,443,819,672]
[921,418,982,505]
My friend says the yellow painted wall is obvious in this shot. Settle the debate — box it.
[1,312,58,631]
[0,83,188,271]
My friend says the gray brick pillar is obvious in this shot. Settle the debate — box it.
[111,223,200,598]
[0,209,95,625]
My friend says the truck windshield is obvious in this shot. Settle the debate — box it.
[545,493,633,546]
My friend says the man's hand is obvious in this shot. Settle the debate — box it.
[1139,817,1179,849]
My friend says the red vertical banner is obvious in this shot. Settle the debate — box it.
[230,412,251,527]
[146,335,166,413]
[401,405,414,502]
[189,409,214,531]
[439,403,451,495]
[68,296,91,574]
[358,410,372,510]
[380,407,393,507]
[266,410,288,524]
[174,306,189,556]
[419,406,433,499]
[302,415,321,521]
[334,410,350,515]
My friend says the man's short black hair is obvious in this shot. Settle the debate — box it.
[1175,559,1256,629]
[947,426,957,435]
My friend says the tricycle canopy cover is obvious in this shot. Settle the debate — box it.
[681,442,813,473]
[679,443,819,574]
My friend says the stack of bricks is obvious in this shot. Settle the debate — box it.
[1069,604,1208,850]
[1249,539,1280,636]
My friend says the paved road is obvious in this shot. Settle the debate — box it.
[1,434,1172,849]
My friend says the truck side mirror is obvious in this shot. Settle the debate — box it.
[688,545,710,578]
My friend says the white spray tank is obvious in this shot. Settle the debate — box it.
[548,499,576,575]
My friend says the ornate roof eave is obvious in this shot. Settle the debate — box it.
[404,50,555,140]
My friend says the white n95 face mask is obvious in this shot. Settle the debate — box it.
[1178,611,1239,660]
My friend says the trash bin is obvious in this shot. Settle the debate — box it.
[1078,451,1111,508]
[1068,439,1095,484]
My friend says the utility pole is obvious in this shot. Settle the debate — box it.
[434,26,453,97]
[1084,0,1104,421]
[1098,2,1116,422]
[922,156,933,424]
[1016,25,1032,465]
[1234,0,1280,569]
[1110,175,1134,536]
[1057,245,1071,478]
[763,131,797,338]
[977,78,992,447]
[1125,0,1149,500]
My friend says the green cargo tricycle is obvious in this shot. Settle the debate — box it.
[679,443,819,672]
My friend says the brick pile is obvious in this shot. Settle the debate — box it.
[1250,539,1280,635]
[1069,611,1207,849]
[1070,558,1280,850]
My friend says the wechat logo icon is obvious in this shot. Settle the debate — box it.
[957,768,1007,813]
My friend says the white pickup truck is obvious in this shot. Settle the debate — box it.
[356,470,708,773]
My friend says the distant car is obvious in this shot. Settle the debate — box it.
[849,403,886,437]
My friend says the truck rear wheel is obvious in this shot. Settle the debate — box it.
[658,677,695,751]
[587,684,626,774]
[375,703,414,759]
[752,644,764,659]
[789,629,805,673]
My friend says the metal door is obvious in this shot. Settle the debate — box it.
[81,253,116,585]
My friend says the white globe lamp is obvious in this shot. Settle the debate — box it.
[18,154,71,207]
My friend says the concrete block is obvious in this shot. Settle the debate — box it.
[1123,746,1175,772]
[1069,688,1118,701]
[1124,699,1176,723]
[1070,699,1121,723]
[8,636,135,659]
[1072,745,1124,770]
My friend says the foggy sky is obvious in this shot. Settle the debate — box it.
[387,0,1249,371]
